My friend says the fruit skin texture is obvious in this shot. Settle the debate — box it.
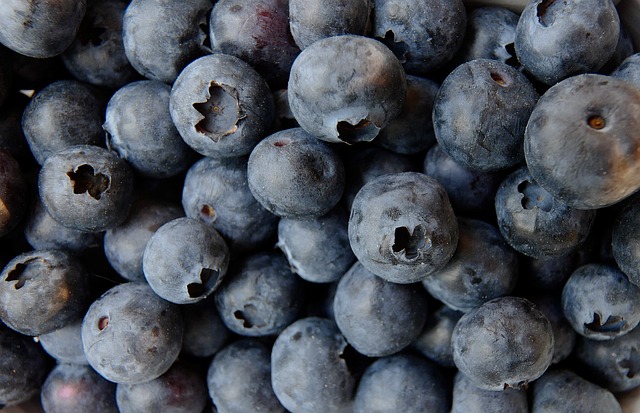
[348,172,458,284]
[451,296,554,391]
[612,195,640,288]
[451,371,528,413]
[524,74,640,209]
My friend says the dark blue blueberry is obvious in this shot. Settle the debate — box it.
[81,282,183,384]
[38,145,134,233]
[353,353,449,413]
[38,318,88,366]
[271,317,355,413]
[372,0,467,75]
[529,294,576,364]
[276,207,355,283]
[22,80,104,166]
[333,261,428,357]
[209,0,300,88]
[348,172,458,284]
[495,166,596,258]
[247,128,345,219]
[143,217,230,304]
[170,53,275,159]
[561,263,640,340]
[62,0,138,89]
[103,80,195,179]
[613,195,640,287]
[531,369,622,413]
[288,35,406,144]
[517,253,577,293]
[423,217,519,313]
[214,251,303,337]
[207,339,286,413]
[180,295,231,359]
[452,296,554,391]
[451,371,528,413]
[600,24,636,75]
[104,199,183,283]
[433,59,538,171]
[0,0,86,58]
[116,361,208,413]
[412,304,463,368]
[515,0,620,85]
[0,249,89,336]
[611,53,640,90]
[182,156,278,253]
[0,150,28,237]
[289,0,372,50]
[41,363,117,413]
[524,74,640,209]
[123,0,212,83]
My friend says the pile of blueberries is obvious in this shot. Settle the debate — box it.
[1,0,640,412]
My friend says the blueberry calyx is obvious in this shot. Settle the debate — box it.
[618,348,640,379]
[4,258,40,290]
[186,267,219,298]
[336,118,380,144]
[192,82,245,141]
[584,312,627,335]
[518,180,553,212]
[67,164,110,200]
[233,304,265,329]
[392,225,431,260]
[379,30,410,63]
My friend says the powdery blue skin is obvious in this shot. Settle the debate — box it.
[103,199,183,283]
[452,296,554,391]
[214,251,303,337]
[601,25,635,74]
[143,217,230,305]
[531,369,622,413]
[451,371,528,413]
[412,304,463,368]
[611,53,640,90]
[277,207,355,283]
[612,195,640,287]
[372,0,466,75]
[247,128,345,219]
[574,324,640,392]
[123,0,211,83]
[38,145,134,233]
[0,150,27,237]
[271,317,355,413]
[0,249,89,336]
[422,217,519,313]
[0,325,50,408]
[0,0,86,58]
[348,172,458,284]
[353,354,449,413]
[433,59,538,172]
[529,294,576,365]
[182,156,278,253]
[289,0,372,50]
[375,75,439,155]
[22,80,104,166]
[41,364,118,413]
[333,261,428,357]
[179,296,231,358]
[170,53,275,159]
[207,339,286,413]
[288,35,406,144]
[62,0,138,89]
[116,361,208,413]
[515,0,620,85]
[38,318,88,365]
[524,74,640,209]
[81,282,184,385]
[423,144,503,219]
[104,80,195,179]
[495,167,596,259]
[561,264,640,341]
[518,253,576,293]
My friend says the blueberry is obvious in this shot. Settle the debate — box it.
[123,0,212,83]
[529,294,576,364]
[38,145,134,233]
[433,58,539,171]
[41,363,118,413]
[0,249,89,336]
[452,296,554,391]
[81,282,183,384]
[412,304,463,368]
[247,127,345,219]
[288,35,406,144]
[170,53,275,159]
[348,172,458,284]
[524,74,640,209]
[143,217,230,304]
[271,317,355,413]
[207,339,286,413]
[116,361,208,413]
[517,253,577,293]
[0,150,28,238]
[22,80,104,166]
[561,263,640,340]
[103,80,195,179]
[179,296,231,359]
[611,53,640,91]
[515,0,620,85]
[38,318,88,365]
[353,354,449,413]
[612,195,640,287]
[422,217,519,313]
[451,371,528,413]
